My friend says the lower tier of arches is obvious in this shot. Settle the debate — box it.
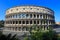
[4,25,54,31]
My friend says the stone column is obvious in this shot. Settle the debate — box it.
[36,20,37,24]
[21,20,23,26]
[47,15,48,19]
[32,14,34,18]
[36,14,37,18]
[10,27,11,30]
[12,21,13,25]
[39,20,41,25]
[32,20,34,25]
[39,14,40,18]
[42,15,43,19]
[46,15,47,19]
[18,20,19,24]
[48,21,49,25]
[29,20,30,24]
[29,14,30,18]
[50,21,51,25]
[45,15,46,19]
[21,26,23,31]
[19,27,21,31]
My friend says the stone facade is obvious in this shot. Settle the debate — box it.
[3,5,55,34]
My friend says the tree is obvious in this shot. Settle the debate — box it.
[0,33,19,40]
[0,20,4,27]
[24,25,58,40]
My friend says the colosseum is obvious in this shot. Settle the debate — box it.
[3,5,55,35]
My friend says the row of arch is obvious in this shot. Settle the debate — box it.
[6,13,54,19]
[6,20,55,25]
[5,26,50,31]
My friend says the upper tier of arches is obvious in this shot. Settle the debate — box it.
[6,6,54,15]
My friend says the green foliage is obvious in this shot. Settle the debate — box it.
[0,33,19,40]
[0,31,2,36]
[0,20,4,27]
[24,25,59,40]
[24,37,29,40]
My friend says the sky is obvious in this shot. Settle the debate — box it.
[0,0,60,22]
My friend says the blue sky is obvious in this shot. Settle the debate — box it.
[0,0,60,22]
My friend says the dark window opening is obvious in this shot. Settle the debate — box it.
[34,14,36,18]
[47,27,49,30]
[30,14,32,18]
[30,20,32,24]
[23,21,25,24]
[37,15,39,18]
[26,21,29,24]
[34,21,36,24]
[26,14,29,17]
[37,21,39,24]
[40,15,42,19]
[19,21,21,24]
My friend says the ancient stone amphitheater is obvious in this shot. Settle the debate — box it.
[3,5,55,37]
